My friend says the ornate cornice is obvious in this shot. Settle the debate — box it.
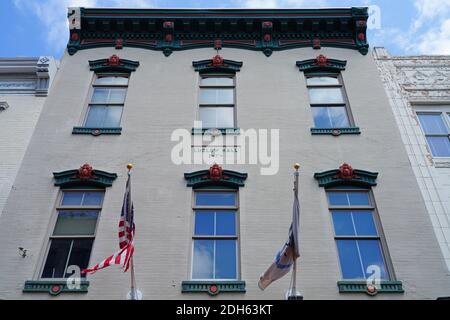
[193,55,243,73]
[314,163,378,188]
[53,164,118,188]
[185,164,248,189]
[67,7,369,56]
[89,55,139,73]
[297,54,347,73]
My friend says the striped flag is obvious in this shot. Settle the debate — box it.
[258,185,300,290]
[82,172,135,274]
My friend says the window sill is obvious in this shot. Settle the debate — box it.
[337,280,404,296]
[23,280,89,296]
[181,281,246,296]
[192,128,240,135]
[311,127,361,136]
[72,127,122,136]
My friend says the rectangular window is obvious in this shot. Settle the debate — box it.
[417,113,450,157]
[306,74,353,129]
[327,190,390,281]
[41,190,104,279]
[84,75,129,128]
[199,75,235,129]
[191,191,239,280]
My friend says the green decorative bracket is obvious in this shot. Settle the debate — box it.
[192,128,241,135]
[181,281,246,296]
[23,280,89,296]
[314,163,378,188]
[311,127,361,136]
[67,8,369,56]
[297,55,347,73]
[72,127,122,136]
[53,164,118,188]
[89,55,139,73]
[337,281,404,296]
[185,164,248,189]
[193,56,243,73]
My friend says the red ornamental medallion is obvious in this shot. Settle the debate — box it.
[209,285,218,294]
[71,33,79,41]
[358,33,366,41]
[315,54,328,66]
[338,163,354,179]
[211,55,225,67]
[51,285,61,294]
[264,34,272,42]
[367,285,377,295]
[209,164,224,181]
[214,39,222,50]
[115,38,123,49]
[107,54,121,66]
[77,164,95,180]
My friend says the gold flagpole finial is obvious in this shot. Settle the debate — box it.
[294,163,300,171]
[127,163,134,171]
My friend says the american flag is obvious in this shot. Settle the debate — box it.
[82,172,135,274]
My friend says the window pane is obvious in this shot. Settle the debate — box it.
[53,211,98,236]
[192,240,214,279]
[199,107,234,128]
[201,77,234,87]
[85,106,122,128]
[336,240,364,280]
[426,136,450,157]
[327,192,349,206]
[353,211,378,236]
[358,240,389,280]
[215,240,237,279]
[216,211,236,236]
[348,192,370,206]
[200,88,234,105]
[307,76,340,86]
[196,192,236,206]
[41,239,72,278]
[103,106,123,127]
[312,107,350,128]
[95,76,128,86]
[332,211,355,236]
[61,192,84,206]
[309,88,344,104]
[82,192,104,206]
[418,114,448,134]
[91,88,126,104]
[65,239,94,278]
[194,211,215,236]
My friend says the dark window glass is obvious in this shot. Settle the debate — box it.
[42,239,72,278]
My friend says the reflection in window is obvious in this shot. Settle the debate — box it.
[41,190,104,279]
[417,113,450,157]
[83,75,129,128]
[306,74,354,129]
[327,189,390,281]
[198,75,235,129]
[192,191,238,280]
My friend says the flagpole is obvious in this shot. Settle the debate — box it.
[127,163,138,300]
[287,163,303,300]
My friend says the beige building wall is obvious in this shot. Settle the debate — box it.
[0,46,449,299]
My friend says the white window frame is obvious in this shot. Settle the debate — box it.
[415,107,450,159]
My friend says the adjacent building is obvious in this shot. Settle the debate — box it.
[374,47,450,272]
[0,8,449,300]
[0,57,58,215]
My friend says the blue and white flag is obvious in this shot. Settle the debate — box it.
[258,190,300,290]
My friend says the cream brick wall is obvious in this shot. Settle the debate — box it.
[0,47,449,299]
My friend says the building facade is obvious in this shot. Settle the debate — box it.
[374,47,450,272]
[0,8,449,300]
[0,57,58,215]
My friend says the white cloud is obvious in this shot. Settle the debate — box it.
[417,19,450,55]
[13,0,156,54]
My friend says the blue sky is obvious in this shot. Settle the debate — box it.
[1,0,449,58]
